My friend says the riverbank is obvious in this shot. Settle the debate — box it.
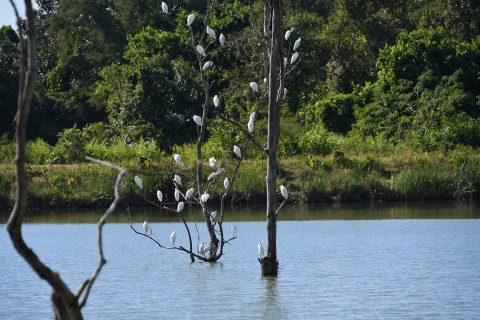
[1,145,479,210]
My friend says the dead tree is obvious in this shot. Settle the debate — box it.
[7,1,115,318]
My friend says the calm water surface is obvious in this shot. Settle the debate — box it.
[1,202,480,319]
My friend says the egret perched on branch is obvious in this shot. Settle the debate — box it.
[291,52,299,64]
[206,26,216,39]
[258,242,264,256]
[285,29,291,41]
[143,220,150,233]
[233,145,241,158]
[283,88,288,99]
[202,61,213,70]
[157,190,163,202]
[134,176,143,189]
[224,177,229,190]
[210,210,217,221]
[209,157,216,167]
[294,37,301,51]
[200,193,210,203]
[213,95,219,107]
[185,187,194,199]
[173,153,181,166]
[248,119,254,133]
[231,224,238,233]
[174,188,180,201]
[161,2,168,14]
[284,57,288,68]
[250,82,258,93]
[280,184,288,200]
[187,14,195,26]
[193,115,202,126]
[199,241,205,255]
[170,231,176,245]
[207,171,219,181]
[195,45,205,56]
[177,201,184,213]
[219,33,225,46]
[174,174,182,185]
[250,111,256,121]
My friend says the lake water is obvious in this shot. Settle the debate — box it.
[1,202,480,319]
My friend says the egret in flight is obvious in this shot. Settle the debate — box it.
[174,174,182,185]
[258,242,264,256]
[250,82,258,93]
[157,190,163,202]
[187,14,195,26]
[233,145,241,158]
[193,115,202,126]
[294,37,301,51]
[219,33,225,46]
[143,220,150,233]
[170,231,176,245]
[161,2,168,14]
[173,153,181,166]
[134,176,143,189]
[280,184,288,200]
[177,201,185,213]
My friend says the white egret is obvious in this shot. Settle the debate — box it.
[157,190,163,202]
[187,14,195,26]
[231,224,238,232]
[291,52,299,64]
[210,210,217,221]
[195,45,205,55]
[143,220,149,233]
[200,192,210,203]
[250,111,256,121]
[224,177,229,190]
[185,187,194,199]
[213,95,219,107]
[173,153,181,166]
[294,37,301,51]
[250,82,258,93]
[233,145,241,158]
[285,29,291,41]
[134,176,143,189]
[248,119,254,133]
[207,171,218,181]
[283,88,288,99]
[174,174,182,185]
[161,2,168,14]
[206,26,216,39]
[284,57,288,68]
[177,201,184,212]
[258,242,264,256]
[202,61,213,70]
[203,245,211,254]
[174,188,180,201]
[264,77,267,83]
[193,115,202,126]
[219,33,225,46]
[199,241,205,255]
[170,231,176,245]
[280,184,288,200]
[209,157,216,167]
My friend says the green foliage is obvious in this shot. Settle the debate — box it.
[26,138,54,165]
[53,125,86,163]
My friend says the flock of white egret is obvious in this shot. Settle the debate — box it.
[135,3,296,257]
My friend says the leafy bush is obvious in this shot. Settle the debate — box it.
[53,125,86,163]
[26,138,54,164]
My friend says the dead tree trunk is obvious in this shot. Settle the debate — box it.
[259,0,283,276]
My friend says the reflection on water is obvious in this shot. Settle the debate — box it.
[1,201,480,224]
[1,202,480,319]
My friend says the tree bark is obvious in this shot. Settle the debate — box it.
[260,0,283,276]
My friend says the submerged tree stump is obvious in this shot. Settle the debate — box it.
[259,257,278,276]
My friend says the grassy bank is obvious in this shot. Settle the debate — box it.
[0,143,479,210]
